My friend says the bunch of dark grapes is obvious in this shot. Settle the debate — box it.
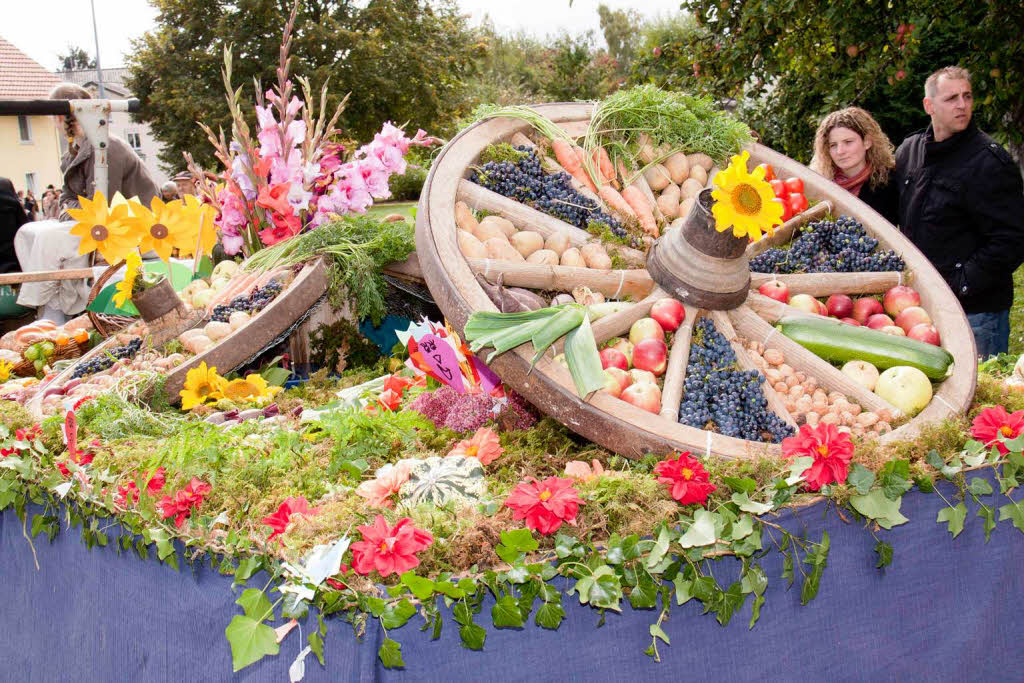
[677,319,793,443]
[211,280,285,323]
[71,337,142,379]
[468,146,624,237]
[750,215,904,274]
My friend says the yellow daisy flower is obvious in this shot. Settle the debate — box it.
[179,361,227,410]
[125,197,193,262]
[112,250,143,308]
[710,150,784,242]
[68,191,138,264]
[179,195,220,258]
[221,374,282,403]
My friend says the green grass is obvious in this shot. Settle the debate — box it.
[366,201,417,221]
[1011,267,1024,356]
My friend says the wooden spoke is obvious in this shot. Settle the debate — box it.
[552,288,666,355]
[729,304,901,417]
[744,291,808,323]
[659,304,698,421]
[745,201,832,259]
[749,271,901,297]
[711,310,798,429]
[456,179,647,267]
[383,253,424,283]
[468,259,654,300]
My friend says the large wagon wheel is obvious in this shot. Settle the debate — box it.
[416,103,976,460]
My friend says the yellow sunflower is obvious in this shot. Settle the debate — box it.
[221,374,282,403]
[0,359,13,382]
[710,150,784,242]
[67,191,138,264]
[112,250,143,308]
[125,197,193,262]
[179,195,220,258]
[180,361,227,410]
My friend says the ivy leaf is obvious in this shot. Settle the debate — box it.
[378,638,404,669]
[715,582,746,626]
[850,489,909,529]
[629,576,659,610]
[505,566,529,584]
[494,543,521,565]
[673,577,693,605]
[968,476,994,496]
[731,492,772,515]
[785,456,814,485]
[491,595,524,628]
[380,600,417,630]
[740,564,767,596]
[936,503,967,538]
[730,515,754,540]
[723,476,758,494]
[999,501,1024,532]
[554,533,581,558]
[399,572,435,601]
[575,567,623,611]
[646,526,672,568]
[234,556,261,585]
[225,615,280,672]
[649,623,670,645]
[433,580,465,600]
[749,595,765,630]
[847,463,875,495]
[459,623,486,650]
[978,505,996,542]
[499,528,539,552]
[878,459,913,500]
[874,541,893,569]
[535,602,565,630]
[236,589,274,622]
[678,510,717,548]
[309,631,324,667]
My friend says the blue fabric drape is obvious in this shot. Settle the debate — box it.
[2,470,1023,682]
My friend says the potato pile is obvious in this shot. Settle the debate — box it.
[637,147,717,230]
[745,340,893,438]
[455,201,613,270]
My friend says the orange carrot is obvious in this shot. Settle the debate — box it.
[621,185,658,237]
[598,184,636,219]
[592,147,616,184]
[551,139,597,192]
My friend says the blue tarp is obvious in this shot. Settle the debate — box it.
[2,470,1023,682]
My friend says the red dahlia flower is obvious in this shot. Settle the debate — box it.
[350,516,433,577]
[504,476,583,535]
[262,496,320,541]
[781,423,854,491]
[971,406,1024,455]
[654,452,717,506]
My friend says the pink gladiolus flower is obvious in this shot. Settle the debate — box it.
[255,103,277,131]
[259,212,302,246]
[355,462,411,508]
[256,183,293,216]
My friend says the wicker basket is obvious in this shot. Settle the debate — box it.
[86,260,136,338]
[12,338,86,377]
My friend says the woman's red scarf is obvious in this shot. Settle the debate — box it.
[834,164,872,197]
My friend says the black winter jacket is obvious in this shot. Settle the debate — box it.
[856,176,899,226]
[893,122,1024,314]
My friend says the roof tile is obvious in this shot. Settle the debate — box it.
[0,35,61,99]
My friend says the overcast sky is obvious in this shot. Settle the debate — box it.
[5,0,683,71]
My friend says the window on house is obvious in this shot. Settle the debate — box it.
[18,115,32,143]
[25,173,36,194]
[126,132,142,150]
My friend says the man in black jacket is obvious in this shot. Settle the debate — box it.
[894,66,1024,358]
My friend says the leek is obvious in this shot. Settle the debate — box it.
[564,313,606,400]
[529,305,585,368]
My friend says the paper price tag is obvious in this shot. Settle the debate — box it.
[418,333,464,393]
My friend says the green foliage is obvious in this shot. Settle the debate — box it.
[597,4,642,75]
[309,318,381,375]
[127,0,480,170]
[386,165,428,202]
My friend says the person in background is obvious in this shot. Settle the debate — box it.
[893,66,1024,359]
[810,107,899,224]
[23,190,38,220]
[160,181,180,202]
[14,83,159,323]
[0,178,29,273]
[41,185,59,219]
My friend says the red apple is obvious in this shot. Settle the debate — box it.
[894,306,931,333]
[815,299,829,316]
[599,347,629,371]
[883,285,921,317]
[608,337,634,366]
[758,279,790,303]
[600,370,623,398]
[840,317,861,326]
[629,317,665,345]
[826,294,854,319]
[650,298,686,332]
[908,323,941,346]
[867,313,895,330]
[632,338,668,376]
[852,297,884,324]
[620,382,662,413]
[881,325,906,336]
[629,369,657,386]
[789,294,821,315]
[604,366,632,393]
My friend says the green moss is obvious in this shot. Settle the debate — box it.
[0,400,33,431]
[479,142,529,165]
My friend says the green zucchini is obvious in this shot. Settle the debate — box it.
[777,315,954,380]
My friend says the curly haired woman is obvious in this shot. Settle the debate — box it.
[810,107,899,225]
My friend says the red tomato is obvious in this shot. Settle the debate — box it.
[772,197,793,222]
[789,192,809,214]
[756,163,775,182]
[769,179,787,198]
[784,177,804,194]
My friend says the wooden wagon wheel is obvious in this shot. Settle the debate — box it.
[416,103,977,460]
